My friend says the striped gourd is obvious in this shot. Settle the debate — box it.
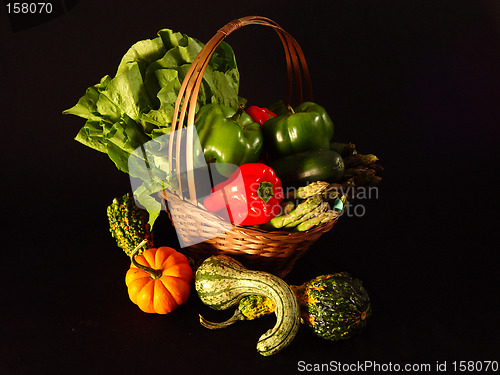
[195,255,300,356]
[203,272,371,342]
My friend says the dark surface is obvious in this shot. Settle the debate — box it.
[2,1,499,374]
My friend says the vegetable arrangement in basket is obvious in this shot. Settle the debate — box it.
[65,15,382,357]
[64,16,382,232]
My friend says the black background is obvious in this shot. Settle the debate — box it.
[2,1,499,374]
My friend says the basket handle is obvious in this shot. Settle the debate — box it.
[168,16,312,203]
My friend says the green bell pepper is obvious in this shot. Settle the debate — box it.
[195,103,263,177]
[262,102,334,158]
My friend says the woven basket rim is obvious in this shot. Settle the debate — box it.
[159,189,339,237]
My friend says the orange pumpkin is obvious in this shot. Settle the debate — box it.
[125,241,193,314]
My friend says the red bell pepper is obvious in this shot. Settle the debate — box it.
[246,106,277,126]
[203,163,284,225]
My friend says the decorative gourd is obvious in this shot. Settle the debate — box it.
[125,240,193,314]
[205,272,371,342]
[239,294,276,320]
[295,273,371,341]
[195,255,300,356]
[107,193,153,256]
[198,294,277,330]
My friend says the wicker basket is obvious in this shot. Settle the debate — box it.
[160,16,339,278]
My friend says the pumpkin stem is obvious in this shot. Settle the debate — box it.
[199,309,246,330]
[130,240,163,279]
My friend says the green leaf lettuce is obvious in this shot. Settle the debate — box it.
[64,28,242,226]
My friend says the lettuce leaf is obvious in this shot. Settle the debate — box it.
[64,28,242,226]
[64,28,241,173]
